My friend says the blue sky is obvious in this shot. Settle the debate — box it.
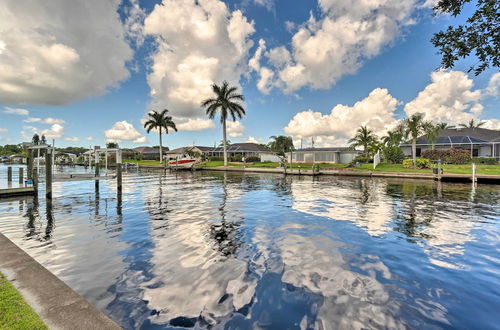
[0,0,498,149]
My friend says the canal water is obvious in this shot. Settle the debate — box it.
[0,165,499,329]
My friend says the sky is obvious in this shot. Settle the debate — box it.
[0,0,499,149]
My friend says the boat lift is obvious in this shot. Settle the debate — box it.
[0,145,122,198]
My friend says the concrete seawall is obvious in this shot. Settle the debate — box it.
[0,234,121,330]
[197,166,500,183]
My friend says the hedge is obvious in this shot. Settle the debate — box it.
[403,158,431,169]
[421,148,470,164]
[471,157,498,165]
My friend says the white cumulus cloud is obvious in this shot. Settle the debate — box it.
[3,107,28,116]
[404,70,500,127]
[0,0,133,105]
[284,88,399,146]
[176,118,216,131]
[144,0,255,126]
[24,117,66,125]
[253,0,417,94]
[0,128,8,133]
[41,124,65,139]
[104,121,146,144]
[227,121,245,137]
[65,137,80,142]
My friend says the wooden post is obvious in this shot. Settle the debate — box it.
[437,160,442,181]
[19,168,23,184]
[116,150,122,194]
[27,149,33,180]
[45,148,52,199]
[7,167,12,182]
[33,168,38,196]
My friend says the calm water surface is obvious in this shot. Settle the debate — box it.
[0,165,499,329]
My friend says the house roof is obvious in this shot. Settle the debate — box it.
[211,143,272,153]
[132,146,160,154]
[407,128,500,145]
[166,146,215,154]
[292,147,355,152]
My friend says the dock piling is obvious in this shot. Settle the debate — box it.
[45,148,52,199]
[27,149,33,180]
[19,168,23,184]
[33,168,38,196]
[7,167,12,182]
[116,151,122,194]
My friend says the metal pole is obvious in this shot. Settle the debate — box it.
[95,151,100,190]
[37,148,40,174]
[19,168,23,185]
[7,166,12,182]
[45,148,52,199]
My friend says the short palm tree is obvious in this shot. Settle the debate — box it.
[349,126,377,157]
[143,109,177,164]
[459,119,486,128]
[423,122,442,150]
[201,81,245,167]
[403,113,426,168]
[268,135,294,156]
[382,128,404,147]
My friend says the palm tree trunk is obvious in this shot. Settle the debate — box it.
[159,127,163,165]
[412,137,417,168]
[223,117,228,167]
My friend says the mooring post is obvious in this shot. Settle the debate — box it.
[19,168,23,185]
[437,160,442,181]
[27,149,33,180]
[33,168,38,196]
[116,150,122,194]
[472,162,477,183]
[7,166,12,182]
[45,148,52,199]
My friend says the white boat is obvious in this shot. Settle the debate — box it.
[168,155,197,169]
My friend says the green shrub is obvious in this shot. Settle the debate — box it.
[403,158,431,169]
[352,154,372,164]
[471,157,498,165]
[230,155,243,162]
[421,148,470,164]
[209,156,224,161]
[383,146,405,164]
[245,156,260,162]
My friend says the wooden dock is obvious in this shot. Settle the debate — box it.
[0,186,35,198]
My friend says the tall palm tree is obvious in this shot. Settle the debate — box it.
[201,81,245,167]
[143,109,177,164]
[423,122,442,150]
[459,119,486,128]
[348,126,377,157]
[268,135,294,156]
[403,113,426,168]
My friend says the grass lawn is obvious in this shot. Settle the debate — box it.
[0,272,47,329]
[355,163,500,175]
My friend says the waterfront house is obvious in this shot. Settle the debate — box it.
[165,146,213,161]
[132,146,161,160]
[165,143,280,161]
[287,147,360,164]
[205,143,280,161]
[400,128,500,159]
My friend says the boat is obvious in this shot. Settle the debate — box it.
[168,155,198,170]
